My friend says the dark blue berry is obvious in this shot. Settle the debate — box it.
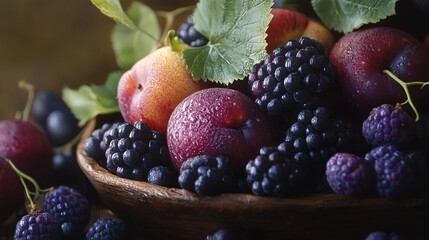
[43,185,90,238]
[177,15,208,47]
[362,104,417,147]
[86,218,131,240]
[207,229,236,240]
[85,122,124,167]
[365,144,419,199]
[206,228,257,240]
[178,155,239,196]
[365,231,402,240]
[147,166,179,188]
[14,211,62,240]
[31,90,80,147]
[104,121,170,181]
[246,146,310,197]
[279,107,353,186]
[325,153,373,196]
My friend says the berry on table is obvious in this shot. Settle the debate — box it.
[206,228,258,240]
[43,185,90,238]
[31,90,81,147]
[365,231,402,240]
[178,155,239,196]
[325,153,373,196]
[14,211,62,240]
[86,217,131,240]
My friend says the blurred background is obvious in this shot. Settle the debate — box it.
[0,0,197,119]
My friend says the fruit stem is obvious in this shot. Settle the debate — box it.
[383,69,428,122]
[7,159,52,211]
[156,5,195,48]
[166,30,188,53]
[17,80,35,122]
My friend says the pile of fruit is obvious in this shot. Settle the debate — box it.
[81,0,429,201]
[1,0,429,239]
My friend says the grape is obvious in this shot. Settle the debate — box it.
[31,90,80,147]
[46,110,80,146]
[31,90,66,126]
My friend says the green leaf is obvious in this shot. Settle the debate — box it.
[111,2,161,70]
[182,0,273,85]
[62,71,121,127]
[311,0,398,34]
[90,0,138,30]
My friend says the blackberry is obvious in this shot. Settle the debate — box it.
[84,121,123,167]
[325,153,373,196]
[246,146,309,197]
[14,211,62,240]
[86,217,131,240]
[43,185,90,238]
[207,229,236,240]
[103,121,170,181]
[365,231,402,240]
[248,37,336,118]
[207,228,255,240]
[177,15,209,47]
[278,107,353,184]
[147,165,179,188]
[362,104,417,147]
[365,144,419,199]
[178,155,239,196]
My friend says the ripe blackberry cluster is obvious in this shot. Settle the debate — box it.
[246,146,309,197]
[362,104,417,147]
[325,153,373,196]
[43,185,90,238]
[364,144,421,199]
[84,121,123,168]
[178,155,239,196]
[14,212,62,240]
[177,15,209,47]
[86,217,131,240]
[103,121,171,181]
[248,37,336,118]
[279,107,353,184]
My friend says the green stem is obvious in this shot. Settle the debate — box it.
[7,159,52,211]
[17,80,35,121]
[156,5,195,45]
[383,69,428,122]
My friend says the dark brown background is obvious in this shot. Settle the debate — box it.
[0,0,197,119]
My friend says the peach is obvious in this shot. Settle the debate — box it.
[266,8,335,54]
[117,46,208,135]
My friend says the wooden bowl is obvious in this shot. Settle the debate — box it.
[77,118,429,240]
